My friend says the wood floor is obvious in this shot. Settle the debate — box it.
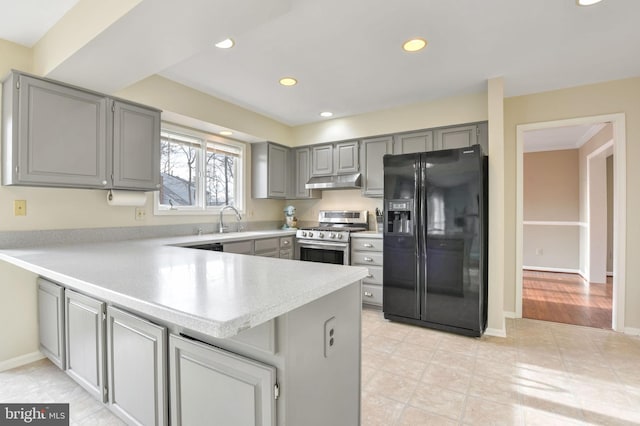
[522,270,613,329]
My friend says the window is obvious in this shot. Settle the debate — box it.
[156,124,245,214]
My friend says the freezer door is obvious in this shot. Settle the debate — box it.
[422,147,483,332]
[382,154,420,319]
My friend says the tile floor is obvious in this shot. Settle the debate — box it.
[2,308,640,425]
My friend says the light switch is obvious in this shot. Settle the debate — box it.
[14,200,27,216]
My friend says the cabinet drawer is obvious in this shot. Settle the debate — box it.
[255,249,279,258]
[362,284,382,306]
[255,238,279,252]
[280,236,294,249]
[280,249,293,260]
[362,265,383,285]
[352,252,383,266]
[223,240,253,254]
[351,238,383,252]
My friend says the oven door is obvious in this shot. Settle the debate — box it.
[296,240,349,265]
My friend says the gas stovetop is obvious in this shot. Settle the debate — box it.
[296,210,369,242]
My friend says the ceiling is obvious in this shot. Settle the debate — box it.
[523,123,607,153]
[2,0,640,127]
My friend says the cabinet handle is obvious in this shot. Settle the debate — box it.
[366,274,374,279]
[156,184,161,188]
[363,243,373,248]
[363,257,373,262]
[282,240,289,245]
[364,291,373,297]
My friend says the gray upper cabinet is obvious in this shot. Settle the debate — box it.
[1,71,160,190]
[361,136,393,198]
[37,278,65,369]
[112,100,161,191]
[252,142,289,199]
[3,73,109,188]
[311,144,334,176]
[292,147,320,199]
[393,130,434,154]
[335,141,359,174]
[169,334,276,426]
[65,289,107,403]
[434,124,478,151]
[107,306,167,426]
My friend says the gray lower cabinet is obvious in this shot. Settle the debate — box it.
[360,136,393,197]
[37,278,65,369]
[393,130,434,154]
[279,237,294,259]
[252,142,289,199]
[254,237,280,258]
[107,306,167,426]
[223,240,254,255]
[65,289,107,402]
[112,101,161,191]
[3,73,109,188]
[169,334,276,426]
[434,124,478,150]
[350,237,384,307]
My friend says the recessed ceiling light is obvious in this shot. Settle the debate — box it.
[402,38,427,52]
[220,130,233,136]
[279,77,297,86]
[320,112,333,118]
[215,38,234,49]
[576,0,603,5]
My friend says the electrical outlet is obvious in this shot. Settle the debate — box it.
[324,317,336,358]
[14,200,27,216]
[536,248,543,255]
[135,208,146,221]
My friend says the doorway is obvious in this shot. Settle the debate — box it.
[515,114,627,331]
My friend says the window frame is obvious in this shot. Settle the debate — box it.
[154,122,246,216]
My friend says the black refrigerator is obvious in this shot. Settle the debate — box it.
[382,145,488,337]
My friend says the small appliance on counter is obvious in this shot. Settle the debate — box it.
[375,208,384,232]
[282,205,298,229]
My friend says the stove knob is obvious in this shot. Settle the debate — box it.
[319,232,325,238]
[309,232,314,237]
[301,231,307,237]
[330,233,336,239]
[337,234,343,240]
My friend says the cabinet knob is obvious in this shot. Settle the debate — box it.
[156,184,161,188]
[364,257,373,262]
[364,291,373,297]
[102,180,108,186]
[363,243,373,248]
[283,240,289,245]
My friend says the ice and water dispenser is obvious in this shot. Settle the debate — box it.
[386,200,413,234]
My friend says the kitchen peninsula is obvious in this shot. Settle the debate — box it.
[0,231,367,425]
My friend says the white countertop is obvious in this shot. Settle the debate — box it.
[0,230,367,339]
[350,231,383,239]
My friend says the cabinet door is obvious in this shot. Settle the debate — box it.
[112,101,161,190]
[169,334,276,426]
[65,289,106,402]
[361,136,393,197]
[434,125,478,151]
[267,143,288,198]
[393,131,434,154]
[107,306,167,426]
[311,144,333,176]
[293,148,320,199]
[37,278,65,369]
[223,240,254,255]
[335,141,359,174]
[16,75,109,188]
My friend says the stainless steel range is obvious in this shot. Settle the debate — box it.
[295,210,369,265]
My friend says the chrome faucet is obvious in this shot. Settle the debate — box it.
[219,205,242,233]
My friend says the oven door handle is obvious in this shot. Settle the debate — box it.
[296,240,349,250]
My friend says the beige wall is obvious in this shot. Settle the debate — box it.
[505,77,640,328]
[523,225,580,270]
[523,149,579,221]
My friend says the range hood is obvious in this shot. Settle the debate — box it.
[305,173,362,190]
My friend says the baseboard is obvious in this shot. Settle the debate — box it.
[523,266,582,275]
[484,327,506,338]
[504,311,517,319]
[0,351,45,373]
[624,327,640,336]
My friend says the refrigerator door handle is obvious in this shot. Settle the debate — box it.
[419,156,428,320]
